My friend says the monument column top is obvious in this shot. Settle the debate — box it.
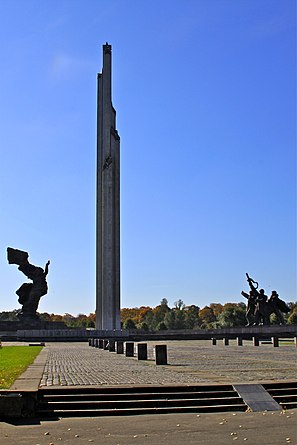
[103,42,112,53]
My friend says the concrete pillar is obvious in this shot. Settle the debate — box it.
[237,337,243,346]
[224,337,229,346]
[109,340,116,352]
[211,338,217,346]
[98,339,104,349]
[272,336,279,347]
[155,345,167,365]
[96,43,121,331]
[116,341,124,354]
[125,342,134,357]
[253,337,259,346]
[137,343,147,360]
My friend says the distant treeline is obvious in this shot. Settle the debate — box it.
[1,298,297,329]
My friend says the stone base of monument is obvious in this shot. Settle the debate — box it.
[0,320,67,340]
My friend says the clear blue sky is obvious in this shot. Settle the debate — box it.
[0,0,295,315]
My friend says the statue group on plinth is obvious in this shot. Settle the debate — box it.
[7,247,50,321]
[241,273,290,326]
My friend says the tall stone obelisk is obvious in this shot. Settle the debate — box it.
[96,43,121,330]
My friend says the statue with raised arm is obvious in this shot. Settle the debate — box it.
[241,273,259,326]
[241,273,290,326]
[7,247,50,320]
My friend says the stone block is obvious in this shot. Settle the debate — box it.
[253,337,259,346]
[137,343,147,360]
[155,345,167,365]
[108,340,115,352]
[0,392,36,418]
[116,341,124,354]
[272,336,279,347]
[125,342,134,357]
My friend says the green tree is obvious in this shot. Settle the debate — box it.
[152,301,170,329]
[217,304,246,327]
[141,308,154,329]
[138,322,149,331]
[184,305,200,329]
[39,312,51,321]
[0,310,20,321]
[199,306,216,328]
[157,321,168,331]
[160,298,169,306]
[123,318,137,330]
[287,307,297,325]
[164,311,176,330]
[174,299,185,310]
[174,308,186,329]
[164,308,186,330]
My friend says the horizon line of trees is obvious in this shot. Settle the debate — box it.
[1,298,297,329]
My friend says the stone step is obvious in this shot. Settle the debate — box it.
[37,382,297,418]
[38,395,244,410]
[37,403,247,418]
[262,382,297,409]
[40,390,237,402]
[38,383,234,395]
[37,385,247,417]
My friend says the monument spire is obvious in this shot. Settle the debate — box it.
[96,43,121,330]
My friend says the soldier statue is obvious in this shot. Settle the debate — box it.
[242,273,290,326]
[7,247,50,321]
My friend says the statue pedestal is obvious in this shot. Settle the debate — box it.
[0,319,67,332]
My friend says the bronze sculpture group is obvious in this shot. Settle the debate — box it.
[7,247,50,321]
[241,273,290,326]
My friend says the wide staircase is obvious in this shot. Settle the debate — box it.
[37,384,247,418]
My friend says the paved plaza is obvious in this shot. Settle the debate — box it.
[3,340,297,445]
[34,340,297,387]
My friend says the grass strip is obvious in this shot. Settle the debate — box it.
[0,346,42,389]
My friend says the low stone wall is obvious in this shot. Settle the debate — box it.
[17,329,129,341]
[0,391,37,418]
[14,325,297,342]
[134,325,297,340]
[0,320,67,332]
[0,331,18,340]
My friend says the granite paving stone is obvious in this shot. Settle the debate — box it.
[39,340,297,387]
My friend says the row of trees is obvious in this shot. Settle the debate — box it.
[0,310,96,328]
[1,298,297,329]
[120,298,297,330]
